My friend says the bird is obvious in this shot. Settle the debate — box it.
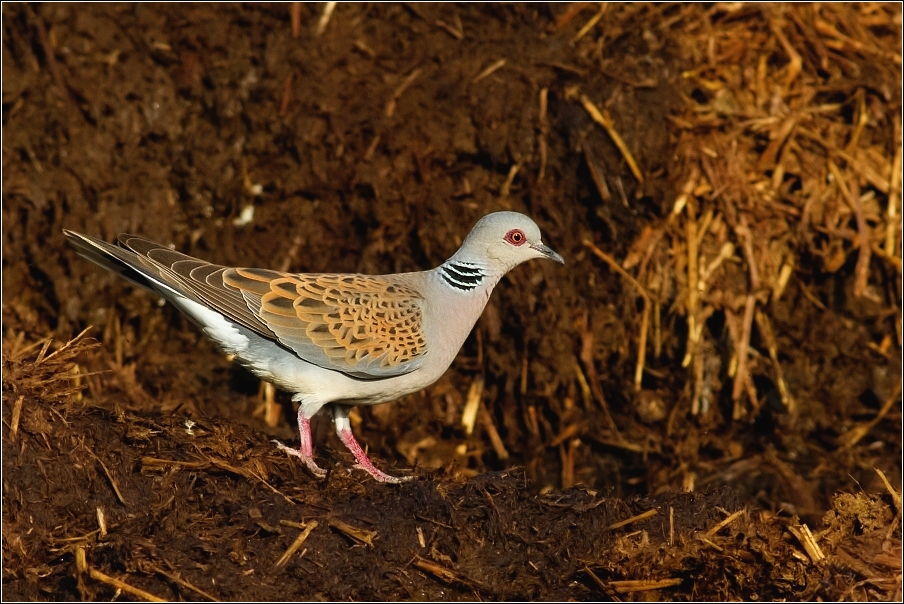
[63,212,564,483]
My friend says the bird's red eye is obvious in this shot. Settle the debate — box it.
[504,229,526,246]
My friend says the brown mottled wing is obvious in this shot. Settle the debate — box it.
[223,268,428,379]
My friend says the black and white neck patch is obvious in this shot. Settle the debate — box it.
[440,262,485,291]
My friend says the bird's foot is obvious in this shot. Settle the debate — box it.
[338,428,412,484]
[273,440,327,479]
[351,463,414,484]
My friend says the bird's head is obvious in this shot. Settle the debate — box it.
[453,211,564,273]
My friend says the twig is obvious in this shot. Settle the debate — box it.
[412,555,475,588]
[554,3,593,31]
[581,566,617,599]
[843,90,869,156]
[353,39,376,58]
[682,201,700,368]
[385,68,423,118]
[797,278,827,310]
[578,94,644,184]
[577,313,625,441]
[838,380,902,448]
[500,163,520,198]
[875,468,902,514]
[698,536,723,551]
[362,134,381,162]
[257,381,280,427]
[9,395,23,441]
[669,506,674,546]
[328,518,376,547]
[532,60,587,76]
[538,88,549,181]
[797,127,890,192]
[829,160,870,297]
[634,303,650,391]
[671,165,699,217]
[549,422,581,448]
[279,72,294,117]
[141,457,208,471]
[770,19,802,89]
[472,59,506,83]
[479,402,509,460]
[731,294,758,419]
[461,376,483,435]
[274,521,318,569]
[583,239,652,391]
[610,578,683,593]
[583,142,612,202]
[77,547,165,602]
[772,259,794,301]
[572,4,607,44]
[704,508,745,537]
[291,3,301,38]
[787,524,825,563]
[885,119,901,256]
[96,507,107,537]
[34,338,53,365]
[582,240,652,301]
[755,309,795,414]
[731,217,762,417]
[89,567,165,602]
[573,361,593,408]
[316,2,336,36]
[206,456,292,504]
[813,14,902,64]
[756,116,797,172]
[151,564,220,601]
[691,348,705,416]
[653,298,662,357]
[609,508,657,530]
[85,447,128,506]
[402,3,427,21]
[559,440,575,489]
[435,16,463,40]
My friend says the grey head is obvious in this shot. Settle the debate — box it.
[448,211,564,273]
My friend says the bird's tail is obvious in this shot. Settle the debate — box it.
[62,230,184,299]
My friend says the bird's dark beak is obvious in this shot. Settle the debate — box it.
[531,242,565,265]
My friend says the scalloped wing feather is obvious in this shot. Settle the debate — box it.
[223,268,428,379]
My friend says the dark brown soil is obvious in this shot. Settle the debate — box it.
[3,3,901,601]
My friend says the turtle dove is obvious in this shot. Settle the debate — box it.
[64,212,564,483]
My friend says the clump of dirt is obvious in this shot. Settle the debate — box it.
[3,3,901,601]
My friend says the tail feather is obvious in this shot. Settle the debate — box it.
[62,229,183,298]
[63,229,274,340]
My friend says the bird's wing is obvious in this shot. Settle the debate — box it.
[222,268,428,379]
[67,231,427,379]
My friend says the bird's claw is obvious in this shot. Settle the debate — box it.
[273,440,327,478]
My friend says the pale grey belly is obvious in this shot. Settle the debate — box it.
[231,325,450,407]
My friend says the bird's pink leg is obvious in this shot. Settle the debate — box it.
[334,407,411,484]
[274,406,326,478]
